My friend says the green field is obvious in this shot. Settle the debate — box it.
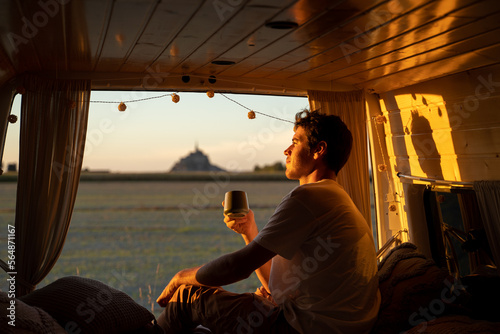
[0,179,297,317]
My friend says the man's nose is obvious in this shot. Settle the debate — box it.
[284,145,292,156]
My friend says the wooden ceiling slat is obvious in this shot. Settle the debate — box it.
[336,28,500,86]
[320,15,500,83]
[360,43,500,92]
[120,0,204,72]
[253,0,480,80]
[287,0,499,81]
[65,0,112,72]
[213,0,363,77]
[77,0,114,72]
[0,1,44,75]
[177,1,294,76]
[149,1,250,73]
[95,0,158,72]
[221,0,421,78]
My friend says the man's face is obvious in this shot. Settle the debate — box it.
[284,126,315,182]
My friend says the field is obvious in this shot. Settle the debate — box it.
[0,178,297,317]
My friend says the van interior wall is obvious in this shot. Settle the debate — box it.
[377,63,500,257]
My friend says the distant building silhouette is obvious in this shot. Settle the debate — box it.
[170,144,225,172]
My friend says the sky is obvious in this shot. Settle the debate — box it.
[2,91,308,173]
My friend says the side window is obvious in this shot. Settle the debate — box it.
[424,188,494,276]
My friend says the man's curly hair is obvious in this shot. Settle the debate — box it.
[294,109,353,174]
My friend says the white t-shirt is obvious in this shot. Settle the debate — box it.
[254,179,380,334]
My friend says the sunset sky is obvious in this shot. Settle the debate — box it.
[3,91,308,172]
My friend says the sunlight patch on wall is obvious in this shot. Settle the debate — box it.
[381,93,461,181]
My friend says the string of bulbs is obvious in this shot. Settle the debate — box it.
[92,90,294,124]
[8,87,294,125]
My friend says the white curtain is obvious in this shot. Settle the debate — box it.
[8,74,90,296]
[473,181,500,273]
[0,85,16,171]
[308,90,371,226]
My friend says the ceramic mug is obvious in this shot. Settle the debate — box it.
[224,190,249,218]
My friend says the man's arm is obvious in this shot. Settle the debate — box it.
[224,209,272,292]
[156,240,275,307]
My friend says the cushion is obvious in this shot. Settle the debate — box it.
[372,243,455,334]
[19,276,155,334]
[0,291,66,333]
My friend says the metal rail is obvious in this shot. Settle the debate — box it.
[397,172,473,188]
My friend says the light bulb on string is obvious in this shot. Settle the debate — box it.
[8,114,17,123]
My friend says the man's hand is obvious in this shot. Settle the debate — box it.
[156,266,202,307]
[223,205,258,243]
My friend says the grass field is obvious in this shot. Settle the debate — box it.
[0,179,297,317]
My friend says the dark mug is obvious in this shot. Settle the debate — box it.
[224,191,249,218]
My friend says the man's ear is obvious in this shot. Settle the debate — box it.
[313,141,327,159]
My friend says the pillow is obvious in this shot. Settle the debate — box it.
[0,291,66,333]
[372,243,454,334]
[19,276,155,334]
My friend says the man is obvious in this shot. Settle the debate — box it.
[157,109,380,333]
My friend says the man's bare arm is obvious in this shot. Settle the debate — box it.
[157,240,275,307]
[224,209,272,292]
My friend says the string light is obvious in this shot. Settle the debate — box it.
[88,91,293,124]
[219,93,294,124]
[8,115,17,123]
[171,93,180,103]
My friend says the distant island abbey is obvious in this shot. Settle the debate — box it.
[170,144,225,172]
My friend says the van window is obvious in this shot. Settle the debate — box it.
[424,188,494,277]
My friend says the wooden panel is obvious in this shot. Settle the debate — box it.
[288,0,489,82]
[149,0,244,72]
[318,9,500,82]
[381,64,500,182]
[392,155,500,181]
[74,0,113,71]
[252,0,435,79]
[1,0,500,94]
[387,127,500,159]
[334,28,500,85]
[175,2,290,76]
[361,43,500,93]
[66,0,111,72]
[216,0,364,77]
[120,0,203,72]
[95,0,158,72]
[0,1,42,73]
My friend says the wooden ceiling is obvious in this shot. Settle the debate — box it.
[1,0,499,95]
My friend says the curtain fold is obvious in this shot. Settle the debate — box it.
[308,90,371,226]
[473,181,500,273]
[14,74,90,296]
[0,85,16,173]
